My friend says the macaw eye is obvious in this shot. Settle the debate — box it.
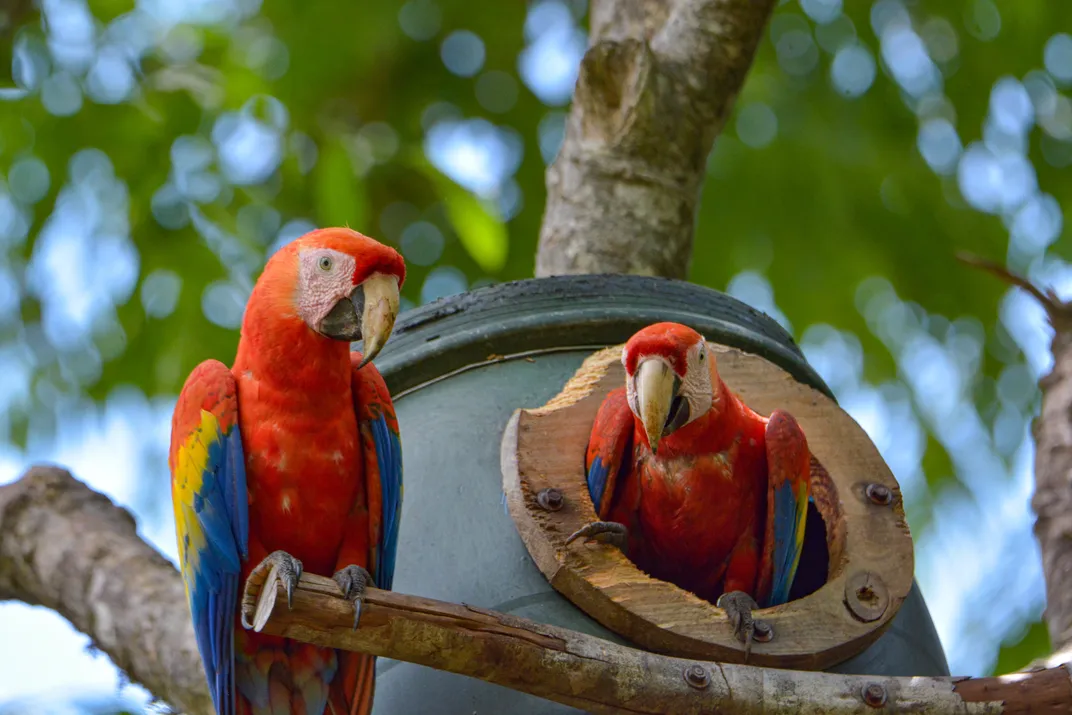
[318,256,333,272]
[698,347,705,362]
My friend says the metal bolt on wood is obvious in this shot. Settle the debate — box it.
[862,682,888,708]
[865,483,892,505]
[683,664,710,690]
[536,488,564,511]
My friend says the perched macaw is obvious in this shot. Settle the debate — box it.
[567,322,811,655]
[169,227,405,715]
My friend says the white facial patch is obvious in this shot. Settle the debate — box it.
[296,248,358,330]
[623,338,714,428]
[681,338,714,423]
[623,349,652,419]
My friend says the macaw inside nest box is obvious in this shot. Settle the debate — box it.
[501,338,914,671]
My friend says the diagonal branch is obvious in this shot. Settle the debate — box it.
[535,0,778,279]
[242,562,1070,714]
[3,465,1069,715]
[0,465,212,714]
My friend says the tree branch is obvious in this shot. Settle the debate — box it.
[240,561,1070,714]
[535,0,777,279]
[4,465,1070,714]
[957,253,1072,655]
[0,466,211,714]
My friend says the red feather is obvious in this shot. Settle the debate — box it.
[588,327,812,608]
[225,228,402,714]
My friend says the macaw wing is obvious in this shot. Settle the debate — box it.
[169,359,249,715]
[585,387,635,517]
[757,409,811,609]
[352,352,403,591]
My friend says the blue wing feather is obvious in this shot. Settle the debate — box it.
[767,480,803,607]
[370,414,403,590]
[189,425,246,715]
[584,388,634,517]
[761,409,810,609]
[170,361,247,715]
[224,426,249,562]
[587,457,611,512]
[351,355,403,594]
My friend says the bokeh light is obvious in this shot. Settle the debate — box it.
[0,0,1068,709]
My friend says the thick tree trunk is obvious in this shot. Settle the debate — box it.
[1032,307,1072,654]
[1035,327,1072,653]
[535,0,776,279]
[957,254,1072,656]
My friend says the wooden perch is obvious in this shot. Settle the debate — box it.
[1,465,1071,714]
[243,564,1072,714]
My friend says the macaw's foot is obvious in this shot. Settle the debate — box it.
[241,550,303,629]
[333,564,373,630]
[564,520,629,552]
[717,590,760,661]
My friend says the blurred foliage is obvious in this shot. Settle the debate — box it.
[994,619,1052,674]
[0,0,1070,686]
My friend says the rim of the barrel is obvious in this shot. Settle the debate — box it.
[358,275,834,400]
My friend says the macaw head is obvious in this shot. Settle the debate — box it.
[264,226,406,367]
[622,322,714,455]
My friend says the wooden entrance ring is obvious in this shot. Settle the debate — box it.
[500,342,914,669]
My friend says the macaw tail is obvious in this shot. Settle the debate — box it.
[329,651,377,715]
[235,636,376,715]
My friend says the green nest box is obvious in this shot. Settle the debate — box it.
[363,275,948,715]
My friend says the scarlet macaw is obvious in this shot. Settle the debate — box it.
[568,322,811,655]
[169,227,405,714]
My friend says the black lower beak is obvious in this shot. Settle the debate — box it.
[662,377,689,437]
[318,286,365,342]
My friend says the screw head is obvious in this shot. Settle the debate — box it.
[683,664,710,689]
[862,682,887,707]
[753,620,774,643]
[536,488,564,511]
[845,571,890,622]
[865,483,892,505]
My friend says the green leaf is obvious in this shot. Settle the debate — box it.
[992,619,1051,675]
[420,162,508,273]
[314,138,368,230]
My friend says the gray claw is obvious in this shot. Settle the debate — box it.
[717,590,759,661]
[255,550,303,609]
[333,564,372,630]
[241,550,303,629]
[564,520,629,552]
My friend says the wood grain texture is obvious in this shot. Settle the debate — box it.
[245,568,1072,714]
[245,569,1023,715]
[502,343,914,669]
[954,667,1072,715]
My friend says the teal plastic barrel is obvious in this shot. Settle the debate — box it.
[363,275,949,714]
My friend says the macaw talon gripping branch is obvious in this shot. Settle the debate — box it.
[564,520,629,552]
[717,590,760,662]
[241,550,304,630]
[333,564,373,630]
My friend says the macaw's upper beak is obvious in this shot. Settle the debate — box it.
[318,272,400,368]
[635,357,688,455]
